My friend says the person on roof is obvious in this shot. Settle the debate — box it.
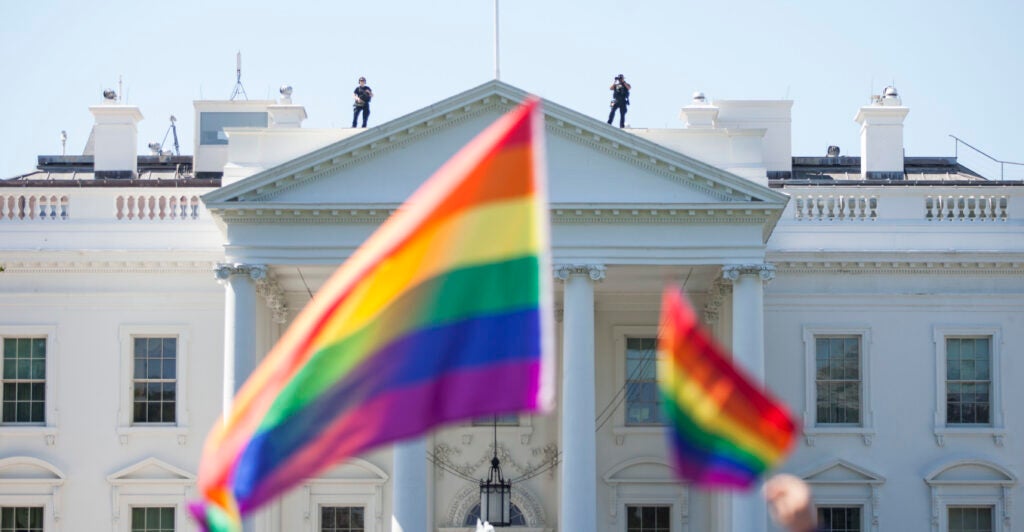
[352,77,373,128]
[607,74,631,128]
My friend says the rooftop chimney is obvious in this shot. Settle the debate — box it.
[679,91,719,128]
[89,89,143,178]
[854,86,908,180]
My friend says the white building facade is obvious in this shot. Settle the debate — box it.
[0,81,1021,532]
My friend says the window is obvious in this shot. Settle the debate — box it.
[815,336,861,425]
[199,112,268,145]
[933,327,1003,446]
[118,326,189,443]
[0,507,43,531]
[132,337,177,424]
[817,506,861,531]
[471,413,519,427]
[626,505,670,532]
[625,337,662,426]
[321,506,364,532]
[1,338,46,424]
[131,507,174,532]
[945,337,991,425]
[947,506,993,532]
[462,503,527,527]
[802,326,874,446]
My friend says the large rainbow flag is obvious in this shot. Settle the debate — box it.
[657,286,795,489]
[190,99,554,531]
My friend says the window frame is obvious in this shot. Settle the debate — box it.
[117,325,190,444]
[624,503,673,532]
[814,504,865,532]
[611,326,666,445]
[932,326,1004,446]
[128,505,177,532]
[802,326,874,446]
[0,326,58,445]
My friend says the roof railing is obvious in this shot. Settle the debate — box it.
[950,135,1024,181]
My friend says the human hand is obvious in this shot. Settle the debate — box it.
[764,474,817,532]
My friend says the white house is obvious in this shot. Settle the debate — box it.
[1,79,1021,532]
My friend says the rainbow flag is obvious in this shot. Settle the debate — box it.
[190,99,554,531]
[657,286,795,489]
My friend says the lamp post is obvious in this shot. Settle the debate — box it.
[479,415,511,527]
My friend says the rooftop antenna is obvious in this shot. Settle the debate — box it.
[60,130,67,156]
[493,0,500,80]
[160,115,181,156]
[118,75,123,103]
[230,51,248,101]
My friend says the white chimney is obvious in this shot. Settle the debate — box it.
[854,86,908,180]
[89,90,143,178]
[679,91,719,128]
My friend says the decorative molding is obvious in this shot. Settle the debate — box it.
[701,277,731,326]
[553,264,606,282]
[214,263,267,282]
[0,260,216,274]
[256,274,289,324]
[775,260,1024,276]
[209,206,778,226]
[722,263,776,282]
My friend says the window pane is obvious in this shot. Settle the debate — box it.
[815,336,861,426]
[949,506,993,532]
[946,337,992,426]
[321,505,365,532]
[818,506,862,532]
[1,506,44,531]
[626,505,671,532]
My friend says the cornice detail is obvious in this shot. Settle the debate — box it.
[723,263,776,282]
[0,260,215,274]
[775,261,1024,276]
[208,206,777,226]
[553,264,606,282]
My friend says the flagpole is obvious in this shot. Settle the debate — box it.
[494,0,500,80]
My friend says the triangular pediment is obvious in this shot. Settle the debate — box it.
[107,457,194,484]
[204,80,787,213]
[801,459,885,485]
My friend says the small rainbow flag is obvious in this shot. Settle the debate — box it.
[657,286,795,489]
[190,99,554,531]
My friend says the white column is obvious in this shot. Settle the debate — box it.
[215,263,267,419]
[215,263,267,532]
[722,263,775,532]
[554,264,605,532]
[392,437,429,532]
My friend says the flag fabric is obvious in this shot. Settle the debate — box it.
[657,286,795,489]
[190,98,554,531]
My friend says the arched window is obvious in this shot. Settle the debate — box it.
[463,503,527,527]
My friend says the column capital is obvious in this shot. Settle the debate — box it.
[255,276,289,324]
[722,263,776,283]
[214,263,268,282]
[553,264,606,282]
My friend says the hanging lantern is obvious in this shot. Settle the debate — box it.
[479,416,512,527]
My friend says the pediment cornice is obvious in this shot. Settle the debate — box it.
[203,80,788,212]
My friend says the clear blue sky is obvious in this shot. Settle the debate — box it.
[2,0,1022,179]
